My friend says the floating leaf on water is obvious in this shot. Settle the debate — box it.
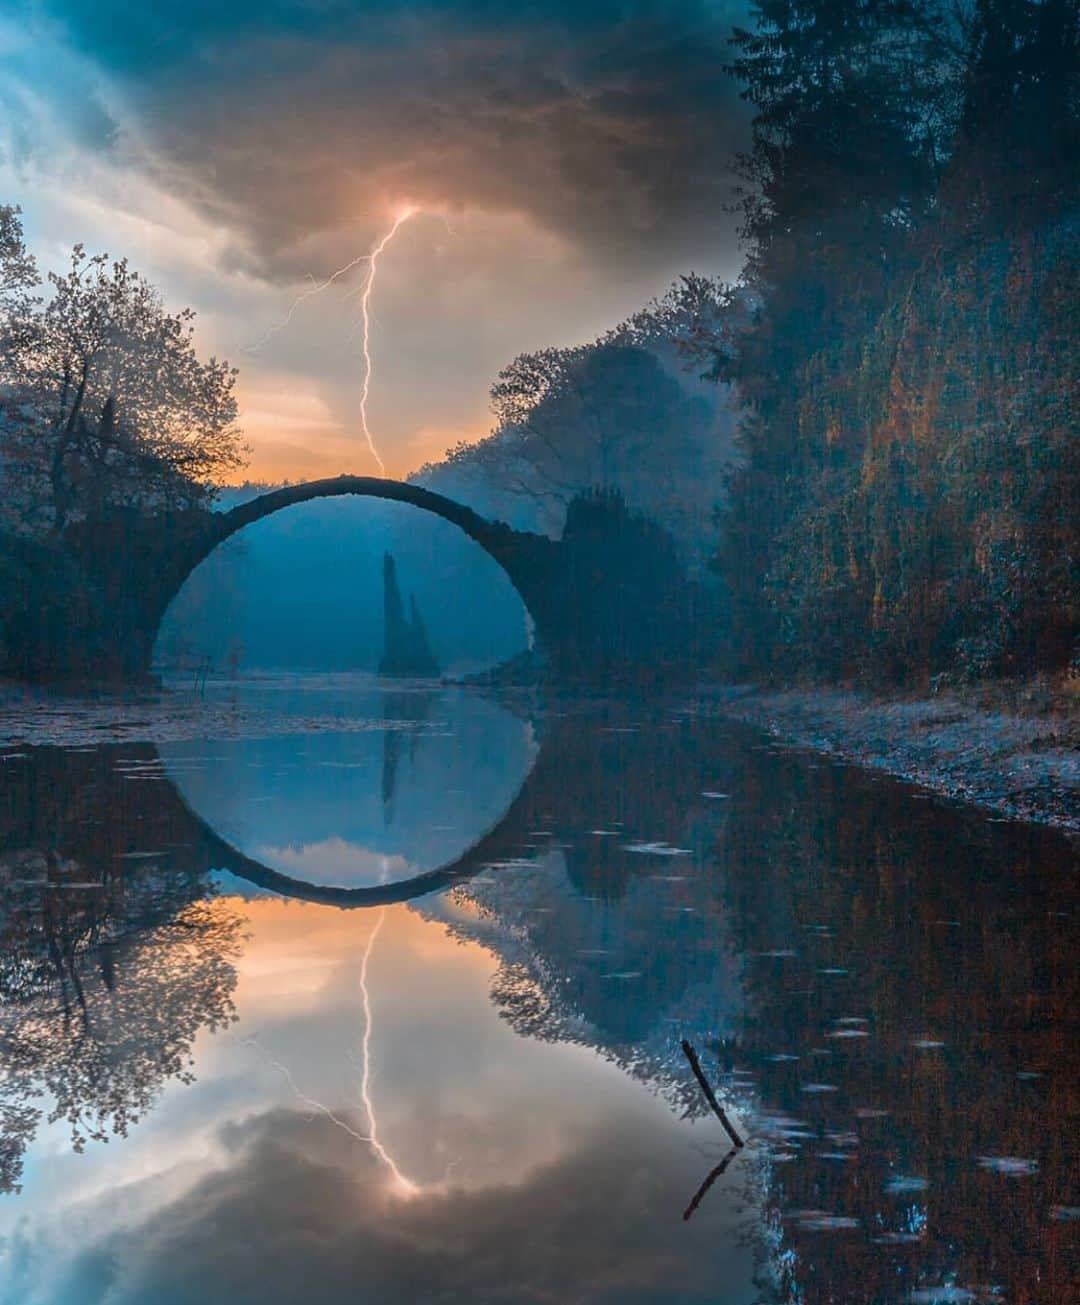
[826,1131,858,1147]
[906,1289,979,1303]
[886,1175,929,1194]
[623,841,692,856]
[757,1112,809,1133]
[977,1156,1038,1177]
[789,1209,859,1231]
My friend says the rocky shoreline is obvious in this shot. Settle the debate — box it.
[706,684,1079,834]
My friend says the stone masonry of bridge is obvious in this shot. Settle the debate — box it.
[55,476,566,683]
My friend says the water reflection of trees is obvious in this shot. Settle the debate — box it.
[422,699,749,1113]
[0,747,243,1194]
[2,706,1074,1299]
[713,751,1079,1305]
[421,704,1079,1304]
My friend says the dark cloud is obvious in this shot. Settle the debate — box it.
[31,0,750,279]
[47,1107,757,1303]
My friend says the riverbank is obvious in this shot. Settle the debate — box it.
[706,681,1079,833]
[4,671,1078,833]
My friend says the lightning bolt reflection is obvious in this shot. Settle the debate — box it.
[243,897,419,1197]
[243,1035,372,1144]
[357,905,419,1194]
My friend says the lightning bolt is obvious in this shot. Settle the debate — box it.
[245,206,419,474]
[354,208,416,475]
[245,252,373,353]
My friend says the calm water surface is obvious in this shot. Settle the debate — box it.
[0,675,1076,1304]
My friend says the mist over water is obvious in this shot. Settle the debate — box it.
[0,675,1075,1304]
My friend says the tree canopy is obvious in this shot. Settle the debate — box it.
[0,214,245,535]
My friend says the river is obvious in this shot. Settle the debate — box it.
[0,674,1075,1303]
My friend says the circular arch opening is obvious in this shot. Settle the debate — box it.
[155,490,530,677]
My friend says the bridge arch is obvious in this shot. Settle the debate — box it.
[147,475,557,673]
[218,476,517,559]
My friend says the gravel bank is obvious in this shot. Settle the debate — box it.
[708,684,1079,833]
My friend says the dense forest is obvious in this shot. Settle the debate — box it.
[0,0,1076,686]
[710,0,1079,684]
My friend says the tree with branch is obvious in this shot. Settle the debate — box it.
[1,213,245,532]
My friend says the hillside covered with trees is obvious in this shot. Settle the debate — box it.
[709,0,1077,685]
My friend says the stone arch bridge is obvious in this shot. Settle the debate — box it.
[61,476,569,682]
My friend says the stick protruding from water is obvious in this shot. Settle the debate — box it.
[680,1039,744,1149]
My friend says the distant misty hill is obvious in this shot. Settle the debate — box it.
[415,335,742,570]
[156,324,740,675]
[156,488,529,674]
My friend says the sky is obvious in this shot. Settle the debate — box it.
[0,1,748,481]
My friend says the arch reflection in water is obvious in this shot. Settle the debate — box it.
[158,685,539,900]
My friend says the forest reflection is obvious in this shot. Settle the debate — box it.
[0,688,1075,1302]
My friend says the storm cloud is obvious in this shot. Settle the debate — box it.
[1,1,750,478]
[17,0,747,276]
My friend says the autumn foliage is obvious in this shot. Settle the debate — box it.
[713,0,1078,684]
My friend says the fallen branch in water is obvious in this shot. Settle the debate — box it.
[680,1039,744,1149]
[683,1147,738,1221]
